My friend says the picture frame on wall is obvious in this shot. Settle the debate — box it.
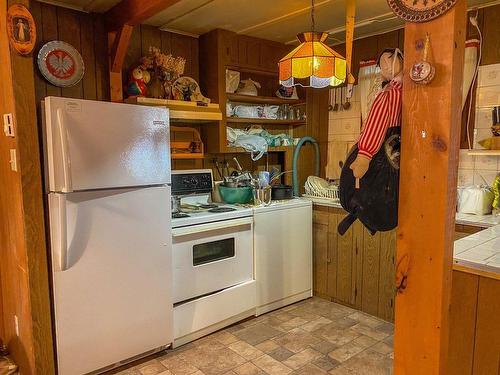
[6,4,36,55]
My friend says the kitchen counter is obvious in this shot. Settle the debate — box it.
[455,212,500,227]
[454,224,500,277]
[303,196,342,208]
[308,197,500,278]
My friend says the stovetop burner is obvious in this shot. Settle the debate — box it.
[172,212,190,219]
[199,203,219,209]
[208,207,237,213]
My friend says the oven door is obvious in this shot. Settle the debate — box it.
[172,217,253,304]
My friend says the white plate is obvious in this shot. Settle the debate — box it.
[38,41,84,87]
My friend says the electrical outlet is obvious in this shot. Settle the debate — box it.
[3,113,14,137]
[14,315,19,336]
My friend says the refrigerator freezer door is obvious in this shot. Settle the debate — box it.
[43,97,170,193]
[48,186,173,375]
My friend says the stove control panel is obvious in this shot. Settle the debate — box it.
[171,169,213,195]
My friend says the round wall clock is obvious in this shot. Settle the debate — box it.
[7,4,36,55]
[387,0,457,23]
[38,41,85,87]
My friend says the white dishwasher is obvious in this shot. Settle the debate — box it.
[253,198,313,315]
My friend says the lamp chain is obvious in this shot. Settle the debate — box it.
[311,0,315,32]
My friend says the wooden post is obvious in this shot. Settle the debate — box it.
[394,1,466,374]
[0,1,55,373]
[108,25,133,102]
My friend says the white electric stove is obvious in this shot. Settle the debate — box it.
[170,170,256,347]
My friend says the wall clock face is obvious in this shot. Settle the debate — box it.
[387,0,458,22]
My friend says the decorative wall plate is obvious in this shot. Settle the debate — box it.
[7,4,36,55]
[387,0,457,23]
[37,41,84,87]
[172,76,210,103]
[410,34,435,85]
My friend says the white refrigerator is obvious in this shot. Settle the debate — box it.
[42,97,173,375]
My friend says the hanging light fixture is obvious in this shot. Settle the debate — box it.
[278,0,347,88]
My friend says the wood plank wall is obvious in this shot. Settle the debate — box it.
[32,2,109,102]
[31,3,200,104]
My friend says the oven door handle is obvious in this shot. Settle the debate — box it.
[172,217,253,237]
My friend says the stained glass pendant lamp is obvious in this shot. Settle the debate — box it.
[279,0,347,88]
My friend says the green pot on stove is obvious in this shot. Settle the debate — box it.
[218,185,253,204]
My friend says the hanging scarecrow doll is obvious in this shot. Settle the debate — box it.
[338,48,403,235]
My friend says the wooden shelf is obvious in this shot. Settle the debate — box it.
[227,117,305,126]
[125,97,222,122]
[226,93,305,105]
[226,65,278,77]
[477,104,500,109]
[225,146,293,153]
[467,150,500,156]
[171,153,205,159]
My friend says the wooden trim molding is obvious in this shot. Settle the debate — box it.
[394,0,467,373]
[104,0,183,31]
[0,0,55,374]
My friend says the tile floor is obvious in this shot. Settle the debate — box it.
[115,297,394,375]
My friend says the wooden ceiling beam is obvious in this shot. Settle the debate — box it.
[105,0,182,102]
[104,0,183,31]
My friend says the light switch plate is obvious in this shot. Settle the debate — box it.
[3,113,14,137]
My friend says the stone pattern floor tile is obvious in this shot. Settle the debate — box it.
[115,298,394,375]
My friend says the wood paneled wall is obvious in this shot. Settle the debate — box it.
[32,2,200,104]
[333,29,404,83]
[32,2,109,103]
[122,24,199,86]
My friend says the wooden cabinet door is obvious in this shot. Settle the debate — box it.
[377,231,397,321]
[473,277,500,374]
[326,213,338,300]
[313,209,329,298]
[333,211,363,307]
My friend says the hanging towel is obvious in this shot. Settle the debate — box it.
[462,39,480,110]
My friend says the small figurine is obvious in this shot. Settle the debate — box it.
[126,66,150,97]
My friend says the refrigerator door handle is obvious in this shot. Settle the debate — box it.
[56,108,73,193]
[51,194,68,272]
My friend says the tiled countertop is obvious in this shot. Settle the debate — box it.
[455,212,500,227]
[308,197,500,276]
[454,224,500,274]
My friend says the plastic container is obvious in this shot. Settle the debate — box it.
[218,185,253,204]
